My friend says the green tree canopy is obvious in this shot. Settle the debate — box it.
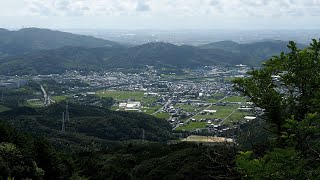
[234,39,320,178]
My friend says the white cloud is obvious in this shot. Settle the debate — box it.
[0,0,320,29]
[17,0,320,18]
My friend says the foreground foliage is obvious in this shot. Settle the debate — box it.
[234,39,320,178]
[0,121,240,179]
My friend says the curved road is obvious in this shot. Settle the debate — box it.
[40,85,49,106]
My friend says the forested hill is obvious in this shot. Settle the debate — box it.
[0,40,296,75]
[0,28,121,56]
[0,120,238,179]
[0,103,174,151]
[199,40,308,65]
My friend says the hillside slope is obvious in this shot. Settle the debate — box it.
[200,40,307,65]
[0,40,300,75]
[0,103,173,151]
[0,28,121,55]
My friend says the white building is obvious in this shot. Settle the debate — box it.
[125,102,141,111]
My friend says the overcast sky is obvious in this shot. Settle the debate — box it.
[1,0,320,29]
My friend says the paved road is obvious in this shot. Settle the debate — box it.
[40,85,55,106]
[219,105,241,125]
[40,85,49,106]
[152,99,172,115]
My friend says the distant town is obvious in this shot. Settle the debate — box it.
[0,64,261,140]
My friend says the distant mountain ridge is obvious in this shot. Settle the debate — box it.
[0,40,303,75]
[199,40,307,65]
[0,28,121,55]
[0,42,250,75]
[0,28,308,75]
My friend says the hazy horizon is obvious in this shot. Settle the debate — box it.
[2,27,319,46]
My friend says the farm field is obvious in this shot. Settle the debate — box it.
[177,104,204,112]
[142,105,162,114]
[52,95,68,102]
[97,91,251,125]
[96,91,145,101]
[154,112,171,119]
[179,104,254,131]
[223,96,247,103]
[223,111,252,125]
[193,105,239,120]
[96,90,159,105]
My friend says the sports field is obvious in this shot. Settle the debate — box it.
[182,135,233,143]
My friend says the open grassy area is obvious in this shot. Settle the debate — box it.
[97,90,159,106]
[194,105,239,120]
[0,105,11,112]
[223,96,247,103]
[176,122,207,131]
[223,111,252,125]
[52,95,68,102]
[142,105,162,114]
[206,98,217,103]
[177,104,202,112]
[25,100,44,108]
[96,91,145,101]
[97,90,169,118]
[154,113,170,119]
[142,96,159,104]
[211,93,225,99]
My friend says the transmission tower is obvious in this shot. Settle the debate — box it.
[65,104,70,122]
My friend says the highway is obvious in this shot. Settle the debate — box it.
[40,85,49,106]
[40,85,55,106]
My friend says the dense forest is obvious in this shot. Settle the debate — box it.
[0,103,174,151]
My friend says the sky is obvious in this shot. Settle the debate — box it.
[0,0,320,29]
